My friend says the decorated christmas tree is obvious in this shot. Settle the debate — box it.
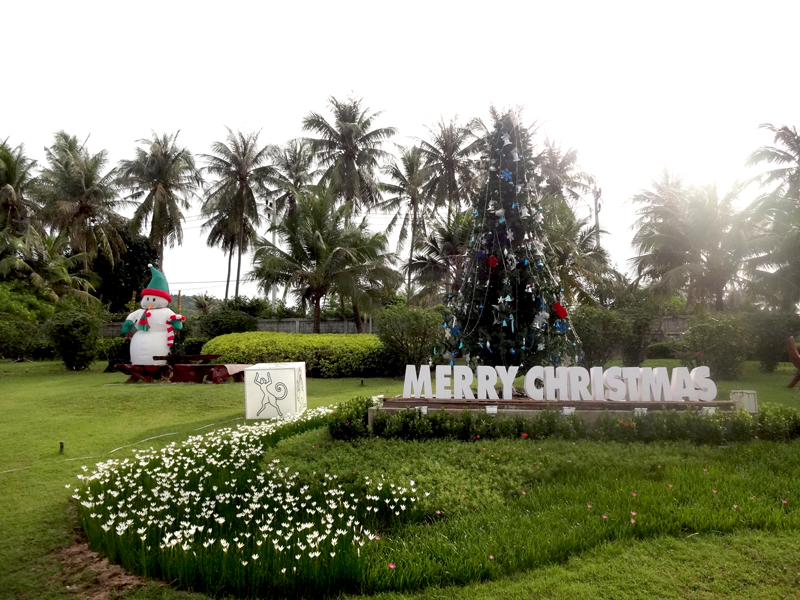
[444,109,581,370]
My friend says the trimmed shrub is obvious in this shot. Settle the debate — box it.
[374,305,445,375]
[202,332,391,377]
[43,310,104,370]
[756,403,800,441]
[328,396,376,441]
[646,341,677,359]
[0,316,40,360]
[95,337,131,372]
[197,309,258,339]
[182,338,210,355]
[362,405,765,445]
[571,306,630,367]
[747,312,800,372]
[619,306,659,367]
[677,312,752,380]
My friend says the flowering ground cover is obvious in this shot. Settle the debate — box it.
[4,359,800,599]
[74,405,800,597]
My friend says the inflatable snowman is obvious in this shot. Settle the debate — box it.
[121,265,186,365]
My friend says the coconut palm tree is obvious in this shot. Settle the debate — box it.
[630,170,748,311]
[540,196,609,305]
[117,132,203,269]
[36,131,125,267]
[200,129,270,298]
[302,96,396,213]
[0,228,95,302]
[0,140,38,234]
[743,123,800,309]
[408,212,473,303]
[380,146,433,301]
[262,139,317,218]
[418,117,481,223]
[249,184,392,333]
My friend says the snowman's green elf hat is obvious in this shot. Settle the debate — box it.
[141,264,172,303]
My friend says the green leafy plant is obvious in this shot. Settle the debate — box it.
[329,396,376,441]
[571,305,630,367]
[43,310,104,370]
[646,341,677,359]
[678,312,752,380]
[197,309,258,338]
[747,312,800,372]
[374,305,445,375]
[202,332,391,377]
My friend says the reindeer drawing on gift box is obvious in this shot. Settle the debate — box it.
[254,372,288,417]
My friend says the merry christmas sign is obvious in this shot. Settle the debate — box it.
[403,365,717,402]
[244,362,307,419]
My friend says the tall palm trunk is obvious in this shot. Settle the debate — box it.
[235,218,243,298]
[225,250,232,300]
[352,301,363,334]
[313,296,322,334]
[407,204,417,303]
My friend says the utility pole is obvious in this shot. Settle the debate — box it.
[592,186,602,248]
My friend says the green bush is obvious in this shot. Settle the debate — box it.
[0,316,40,359]
[95,337,131,372]
[182,337,210,355]
[197,309,258,338]
[328,396,376,441]
[646,341,677,359]
[747,312,800,372]
[363,405,765,445]
[374,305,445,374]
[677,312,752,380]
[571,305,630,367]
[756,403,800,441]
[43,310,104,370]
[619,306,659,367]
[202,332,391,377]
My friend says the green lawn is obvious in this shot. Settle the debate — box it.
[2,359,800,599]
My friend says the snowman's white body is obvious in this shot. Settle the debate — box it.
[125,295,179,365]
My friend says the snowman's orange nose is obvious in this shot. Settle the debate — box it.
[148,304,153,310]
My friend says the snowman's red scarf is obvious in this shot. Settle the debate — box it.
[138,310,151,331]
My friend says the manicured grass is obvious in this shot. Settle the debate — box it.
[0,360,403,600]
[3,358,800,599]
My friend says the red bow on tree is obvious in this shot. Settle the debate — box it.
[553,302,568,319]
[487,255,499,269]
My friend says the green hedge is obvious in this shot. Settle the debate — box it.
[201,332,392,378]
[355,402,795,446]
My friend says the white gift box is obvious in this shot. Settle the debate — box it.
[244,362,307,419]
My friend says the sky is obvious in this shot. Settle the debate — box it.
[5,0,799,301]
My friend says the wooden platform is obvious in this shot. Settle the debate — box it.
[114,362,251,384]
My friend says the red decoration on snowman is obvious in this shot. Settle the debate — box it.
[121,265,185,365]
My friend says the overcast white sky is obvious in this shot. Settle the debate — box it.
[5,0,799,300]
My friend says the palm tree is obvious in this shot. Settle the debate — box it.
[117,132,203,269]
[744,123,800,309]
[408,212,473,303]
[537,139,596,204]
[380,146,433,302]
[540,196,609,305]
[746,123,800,203]
[262,139,317,218]
[36,131,125,267]
[630,170,748,311]
[248,184,391,333]
[0,228,95,302]
[0,140,38,234]
[200,129,270,298]
[419,117,481,223]
[201,206,239,300]
[302,96,396,212]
